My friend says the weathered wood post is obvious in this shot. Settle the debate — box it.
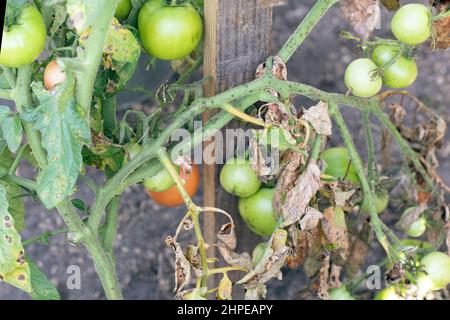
[203,0,279,259]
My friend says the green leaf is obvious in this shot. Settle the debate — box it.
[71,198,88,212]
[94,18,140,98]
[0,147,13,177]
[0,106,23,153]
[24,76,90,209]
[4,183,26,233]
[0,184,31,293]
[26,257,61,300]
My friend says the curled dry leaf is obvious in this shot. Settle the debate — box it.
[385,262,406,284]
[238,230,290,291]
[165,236,191,293]
[274,151,304,216]
[320,207,350,265]
[249,138,280,180]
[245,284,267,300]
[346,221,372,277]
[301,102,332,136]
[300,207,323,231]
[433,14,450,49]
[185,245,203,277]
[280,162,322,227]
[395,206,426,232]
[340,0,380,40]
[255,55,287,81]
[311,253,330,300]
[217,223,253,269]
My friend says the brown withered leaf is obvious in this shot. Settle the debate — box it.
[274,152,304,216]
[328,264,343,289]
[281,162,322,227]
[385,262,406,284]
[380,0,400,11]
[340,0,380,40]
[314,253,331,300]
[395,206,426,232]
[249,137,281,181]
[320,207,350,264]
[389,104,407,126]
[165,236,191,293]
[185,245,203,277]
[301,102,332,136]
[433,15,450,49]
[255,55,287,80]
[300,207,323,231]
[217,223,253,269]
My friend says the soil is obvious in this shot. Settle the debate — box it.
[1,0,449,300]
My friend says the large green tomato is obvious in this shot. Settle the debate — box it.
[371,45,418,89]
[344,58,382,98]
[115,0,132,20]
[320,147,360,184]
[0,6,47,67]
[417,252,450,291]
[360,190,389,215]
[138,0,203,60]
[238,188,277,237]
[391,4,431,45]
[401,207,427,238]
[143,165,176,192]
[329,286,356,300]
[220,158,261,198]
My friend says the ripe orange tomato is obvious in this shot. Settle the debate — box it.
[44,60,66,90]
[146,164,200,208]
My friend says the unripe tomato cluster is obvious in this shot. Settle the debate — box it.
[220,158,277,237]
[345,4,432,98]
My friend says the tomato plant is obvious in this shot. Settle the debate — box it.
[371,45,418,89]
[238,188,278,237]
[138,0,203,60]
[220,158,261,197]
[344,58,382,98]
[391,4,431,46]
[0,5,46,67]
[0,0,448,302]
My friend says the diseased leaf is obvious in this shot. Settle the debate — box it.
[24,77,90,209]
[300,207,323,231]
[380,0,400,11]
[217,223,253,269]
[66,0,104,34]
[0,184,31,293]
[280,162,322,227]
[320,207,349,265]
[395,206,426,232]
[27,257,60,300]
[165,236,191,293]
[245,284,267,300]
[301,102,332,136]
[340,0,380,40]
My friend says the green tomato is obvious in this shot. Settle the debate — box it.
[0,6,47,68]
[391,4,431,45]
[252,242,269,266]
[138,0,203,60]
[238,188,278,237]
[329,286,356,300]
[401,207,427,238]
[320,147,360,184]
[220,158,261,198]
[344,58,382,98]
[360,190,389,215]
[374,286,403,300]
[143,166,176,192]
[418,252,450,291]
[371,45,418,89]
[115,0,132,20]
